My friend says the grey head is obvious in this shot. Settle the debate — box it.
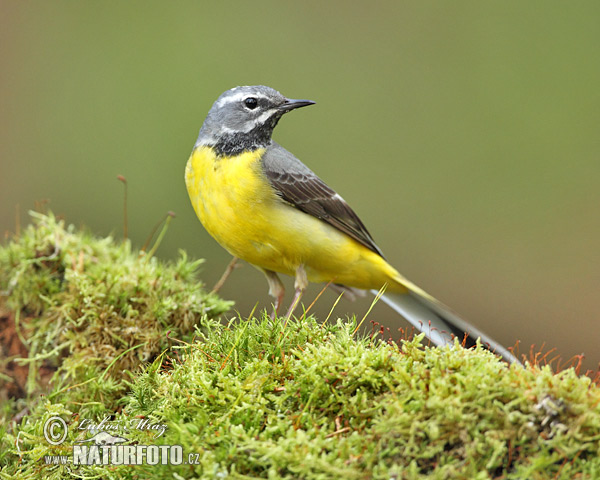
[195,85,315,156]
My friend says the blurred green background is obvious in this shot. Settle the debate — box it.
[2,2,599,370]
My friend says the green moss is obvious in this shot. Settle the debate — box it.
[121,319,600,479]
[0,211,231,416]
[1,213,599,479]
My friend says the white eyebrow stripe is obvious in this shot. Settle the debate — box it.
[214,91,269,108]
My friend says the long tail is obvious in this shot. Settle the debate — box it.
[375,288,520,364]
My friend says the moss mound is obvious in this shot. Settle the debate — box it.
[0,211,231,417]
[1,213,599,479]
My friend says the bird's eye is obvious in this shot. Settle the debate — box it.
[244,97,258,109]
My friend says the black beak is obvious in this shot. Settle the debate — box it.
[279,98,316,112]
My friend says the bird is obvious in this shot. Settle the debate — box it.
[185,85,519,364]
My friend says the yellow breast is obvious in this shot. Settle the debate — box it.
[185,146,276,260]
[185,145,405,291]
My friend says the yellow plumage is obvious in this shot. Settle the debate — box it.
[183,85,518,364]
[185,145,407,292]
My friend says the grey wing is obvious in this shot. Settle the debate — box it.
[261,142,384,257]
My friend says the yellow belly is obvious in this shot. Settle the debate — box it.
[185,146,406,292]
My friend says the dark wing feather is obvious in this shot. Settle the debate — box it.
[262,142,384,257]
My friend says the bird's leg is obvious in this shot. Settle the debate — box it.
[264,270,285,320]
[211,256,240,293]
[285,264,308,320]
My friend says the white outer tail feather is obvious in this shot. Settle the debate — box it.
[374,290,520,365]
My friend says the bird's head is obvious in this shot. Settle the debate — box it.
[196,85,315,156]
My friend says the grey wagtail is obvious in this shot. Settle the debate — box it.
[185,85,518,364]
